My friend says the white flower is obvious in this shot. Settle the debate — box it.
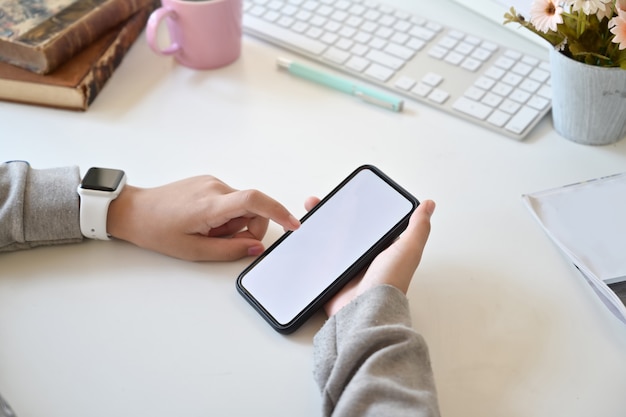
[596,1,613,20]
[530,0,564,32]
[569,0,612,15]
[610,9,626,50]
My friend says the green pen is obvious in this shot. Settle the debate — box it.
[277,57,404,112]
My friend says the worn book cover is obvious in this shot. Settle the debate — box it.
[0,7,151,111]
[0,0,155,74]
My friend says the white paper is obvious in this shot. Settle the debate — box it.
[522,173,626,324]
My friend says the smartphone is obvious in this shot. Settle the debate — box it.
[236,165,419,334]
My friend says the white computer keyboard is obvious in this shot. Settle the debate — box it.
[243,0,552,140]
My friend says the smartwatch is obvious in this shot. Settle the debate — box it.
[77,167,127,240]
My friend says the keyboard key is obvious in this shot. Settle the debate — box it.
[384,43,415,60]
[277,16,295,27]
[320,32,339,44]
[492,82,513,97]
[428,89,450,104]
[455,42,474,55]
[472,48,493,61]
[519,79,541,93]
[529,68,550,83]
[448,30,465,39]
[305,27,323,38]
[537,85,552,99]
[465,35,481,45]
[482,92,503,107]
[502,73,522,86]
[345,56,370,72]
[422,72,443,87]
[364,63,395,81]
[368,37,386,50]
[323,47,350,64]
[505,106,539,134]
[512,62,532,76]
[510,89,531,103]
[335,38,354,50]
[411,82,432,97]
[484,66,505,79]
[353,31,371,43]
[461,58,482,72]
[425,21,443,32]
[453,97,493,120]
[464,86,486,101]
[527,96,550,110]
[487,110,511,127]
[350,43,368,56]
[406,38,426,51]
[409,26,436,41]
[444,51,465,66]
[390,32,410,44]
[428,45,448,59]
[500,99,521,114]
[366,49,405,70]
[475,76,496,90]
[438,36,458,49]
[395,76,416,91]
[481,41,498,52]
[494,57,515,70]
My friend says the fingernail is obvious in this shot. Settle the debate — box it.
[289,215,301,229]
[424,200,436,216]
[247,245,264,256]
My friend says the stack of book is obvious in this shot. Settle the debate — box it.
[0,0,158,110]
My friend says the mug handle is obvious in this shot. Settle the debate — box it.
[146,7,181,56]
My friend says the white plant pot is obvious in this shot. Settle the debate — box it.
[550,48,626,146]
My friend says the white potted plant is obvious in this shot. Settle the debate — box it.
[505,0,626,145]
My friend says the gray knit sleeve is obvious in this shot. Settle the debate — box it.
[0,161,83,252]
[313,285,440,417]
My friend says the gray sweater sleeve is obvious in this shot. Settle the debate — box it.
[313,285,440,417]
[0,161,83,252]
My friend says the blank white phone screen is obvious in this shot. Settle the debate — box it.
[239,168,415,325]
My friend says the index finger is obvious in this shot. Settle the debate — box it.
[212,189,301,232]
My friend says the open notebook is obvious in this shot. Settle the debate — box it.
[523,173,626,325]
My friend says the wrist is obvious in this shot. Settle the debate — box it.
[107,185,140,241]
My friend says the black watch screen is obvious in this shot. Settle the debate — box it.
[80,167,125,192]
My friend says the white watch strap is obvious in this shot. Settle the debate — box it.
[79,189,114,240]
[78,171,126,240]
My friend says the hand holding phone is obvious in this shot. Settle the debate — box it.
[236,165,419,334]
[322,198,435,317]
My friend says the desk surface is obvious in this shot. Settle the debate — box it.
[2,1,626,416]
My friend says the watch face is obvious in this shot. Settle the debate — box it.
[81,168,125,192]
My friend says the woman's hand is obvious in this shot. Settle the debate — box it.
[107,176,300,261]
[303,196,435,317]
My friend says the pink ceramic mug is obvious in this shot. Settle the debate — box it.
[146,0,242,70]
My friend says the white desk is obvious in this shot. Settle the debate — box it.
[2,1,626,416]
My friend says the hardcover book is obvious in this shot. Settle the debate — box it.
[0,0,155,74]
[0,8,151,111]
